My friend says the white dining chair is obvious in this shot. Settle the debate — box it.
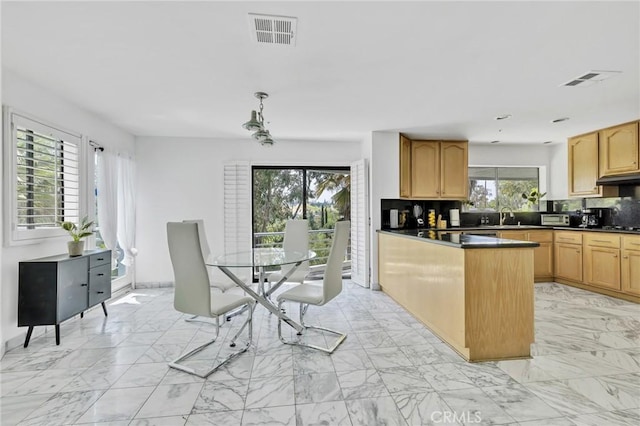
[266,219,310,291]
[183,219,247,292]
[276,220,350,354]
[167,222,254,378]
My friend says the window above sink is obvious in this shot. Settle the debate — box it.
[467,167,547,213]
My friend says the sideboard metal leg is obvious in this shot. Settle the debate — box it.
[55,324,60,345]
[101,302,108,316]
[24,326,34,348]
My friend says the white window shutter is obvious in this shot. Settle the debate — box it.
[350,159,369,287]
[223,162,252,254]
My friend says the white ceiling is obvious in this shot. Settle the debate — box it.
[2,1,639,145]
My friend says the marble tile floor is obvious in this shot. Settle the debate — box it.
[1,281,639,426]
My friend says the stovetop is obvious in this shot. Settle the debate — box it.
[601,225,640,232]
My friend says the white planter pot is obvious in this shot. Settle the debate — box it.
[67,240,85,257]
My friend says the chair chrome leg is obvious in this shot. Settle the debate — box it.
[277,300,346,354]
[169,301,253,378]
[186,315,226,327]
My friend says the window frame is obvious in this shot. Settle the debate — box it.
[467,165,547,212]
[3,107,89,245]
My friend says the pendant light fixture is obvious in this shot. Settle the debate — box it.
[242,92,275,146]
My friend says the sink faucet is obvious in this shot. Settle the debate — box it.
[499,207,514,226]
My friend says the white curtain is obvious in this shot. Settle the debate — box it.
[96,150,118,264]
[117,155,138,286]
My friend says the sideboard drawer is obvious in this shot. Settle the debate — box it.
[89,263,111,306]
[90,252,110,268]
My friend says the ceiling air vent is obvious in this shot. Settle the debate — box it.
[248,13,297,47]
[561,70,621,87]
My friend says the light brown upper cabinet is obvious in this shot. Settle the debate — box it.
[568,132,617,198]
[399,135,412,198]
[599,121,640,176]
[399,136,468,199]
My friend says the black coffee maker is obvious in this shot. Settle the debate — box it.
[579,208,610,228]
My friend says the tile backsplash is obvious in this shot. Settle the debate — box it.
[382,191,639,229]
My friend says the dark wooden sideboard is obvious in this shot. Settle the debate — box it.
[18,249,112,347]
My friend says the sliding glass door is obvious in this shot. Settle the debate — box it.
[252,166,350,278]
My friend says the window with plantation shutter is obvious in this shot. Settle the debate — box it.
[4,110,84,243]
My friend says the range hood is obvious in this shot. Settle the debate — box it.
[596,174,640,186]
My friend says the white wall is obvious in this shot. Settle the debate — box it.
[1,70,135,353]
[548,143,569,200]
[469,143,556,202]
[368,131,400,289]
[135,136,363,284]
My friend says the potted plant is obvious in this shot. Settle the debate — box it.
[522,188,547,209]
[61,216,94,256]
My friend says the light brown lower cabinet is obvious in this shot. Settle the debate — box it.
[584,246,621,290]
[498,230,553,282]
[554,231,583,282]
[553,231,638,303]
[533,242,554,281]
[583,233,621,291]
[622,235,640,296]
[554,242,583,282]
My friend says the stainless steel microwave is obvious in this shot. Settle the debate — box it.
[541,214,570,226]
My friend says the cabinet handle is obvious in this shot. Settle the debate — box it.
[624,256,629,259]
[614,255,618,258]
[631,242,640,246]
[81,283,88,287]
[576,250,581,253]
[97,273,104,277]
[97,291,104,294]
[97,257,104,261]
[592,239,611,243]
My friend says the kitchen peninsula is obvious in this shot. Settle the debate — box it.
[378,229,539,362]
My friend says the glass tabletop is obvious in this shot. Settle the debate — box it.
[208,248,316,268]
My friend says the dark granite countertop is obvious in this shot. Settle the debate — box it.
[378,229,540,249]
[382,225,640,235]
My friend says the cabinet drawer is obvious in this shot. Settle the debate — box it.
[89,263,111,306]
[622,235,640,251]
[90,252,111,268]
[555,231,582,245]
[584,233,620,249]
[528,230,554,243]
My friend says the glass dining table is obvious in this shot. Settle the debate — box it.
[207,248,316,333]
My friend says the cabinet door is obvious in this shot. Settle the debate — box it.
[621,249,640,296]
[533,242,554,280]
[399,135,412,198]
[554,243,582,282]
[600,121,639,176]
[568,133,601,197]
[440,141,468,199]
[57,257,89,322]
[411,141,440,198]
[584,246,621,291]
